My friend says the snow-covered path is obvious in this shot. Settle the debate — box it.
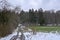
[0,32,60,40]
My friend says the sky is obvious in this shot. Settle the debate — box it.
[7,0,60,11]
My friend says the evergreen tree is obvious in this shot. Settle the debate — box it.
[38,8,45,26]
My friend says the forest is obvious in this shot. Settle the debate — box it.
[20,8,60,26]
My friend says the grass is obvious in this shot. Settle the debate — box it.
[29,26,60,32]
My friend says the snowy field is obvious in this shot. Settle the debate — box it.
[0,31,60,40]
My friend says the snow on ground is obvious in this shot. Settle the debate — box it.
[0,32,60,40]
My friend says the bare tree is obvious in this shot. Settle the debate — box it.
[0,0,11,10]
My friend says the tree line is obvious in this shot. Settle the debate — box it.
[19,8,60,26]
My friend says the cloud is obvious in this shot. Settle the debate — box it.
[46,0,60,10]
[8,0,60,11]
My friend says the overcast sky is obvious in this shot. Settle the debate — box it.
[8,0,60,11]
